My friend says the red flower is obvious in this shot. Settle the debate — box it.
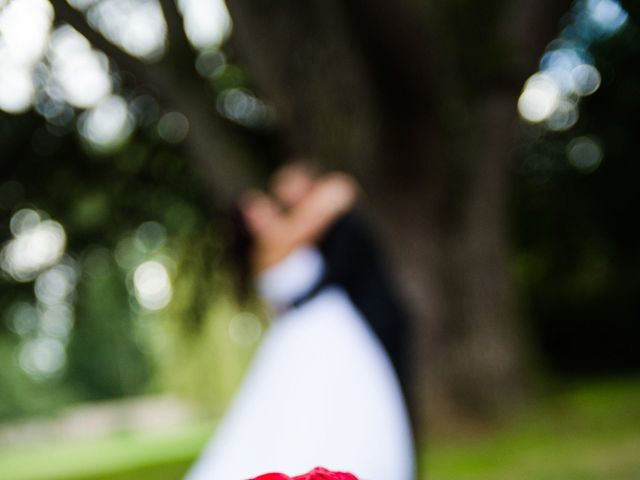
[250,467,358,480]
[249,475,290,480]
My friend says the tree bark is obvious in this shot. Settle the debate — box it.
[224,0,573,432]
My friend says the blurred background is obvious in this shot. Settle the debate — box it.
[0,0,639,479]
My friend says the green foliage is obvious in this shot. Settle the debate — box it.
[149,235,264,413]
[66,253,152,400]
[513,16,640,375]
[0,339,78,420]
[0,109,214,417]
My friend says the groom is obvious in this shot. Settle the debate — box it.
[270,159,412,404]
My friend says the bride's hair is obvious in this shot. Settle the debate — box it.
[225,201,255,304]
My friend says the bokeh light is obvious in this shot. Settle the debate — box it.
[39,303,75,340]
[518,73,561,123]
[178,0,232,49]
[86,0,167,61]
[19,337,67,379]
[567,136,603,172]
[546,99,579,131]
[0,0,53,113]
[47,25,112,109]
[195,49,226,78]
[540,47,589,94]
[135,221,168,252]
[1,209,67,282]
[157,112,190,144]
[0,0,53,65]
[587,0,629,33]
[571,64,601,96]
[217,88,273,127]
[0,66,35,113]
[78,94,134,151]
[517,0,619,128]
[35,263,79,306]
[6,302,39,338]
[115,237,145,270]
[228,312,262,346]
[133,260,173,311]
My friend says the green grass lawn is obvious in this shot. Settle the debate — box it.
[1,378,639,480]
[425,379,640,480]
[0,422,213,480]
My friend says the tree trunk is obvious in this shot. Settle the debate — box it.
[224,0,572,433]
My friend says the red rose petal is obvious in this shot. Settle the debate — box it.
[292,467,358,480]
[249,474,291,480]
[250,467,358,480]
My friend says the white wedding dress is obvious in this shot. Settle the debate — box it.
[184,247,415,480]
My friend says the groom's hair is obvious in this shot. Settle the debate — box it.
[271,156,323,209]
[281,155,322,177]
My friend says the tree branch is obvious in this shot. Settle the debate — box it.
[50,0,255,206]
[157,0,197,67]
[51,0,153,80]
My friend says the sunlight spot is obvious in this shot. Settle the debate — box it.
[0,63,34,113]
[1,210,66,282]
[39,303,74,340]
[78,95,134,152]
[540,48,586,73]
[48,25,112,108]
[135,221,167,252]
[571,64,601,96]
[195,49,226,78]
[35,263,78,306]
[546,99,579,131]
[587,0,628,33]
[10,208,41,236]
[86,0,167,61]
[114,236,144,270]
[540,48,590,95]
[6,302,39,337]
[19,337,66,379]
[157,112,190,143]
[178,0,232,49]
[518,73,560,123]
[217,88,274,127]
[567,136,603,173]
[133,260,172,310]
[0,0,53,65]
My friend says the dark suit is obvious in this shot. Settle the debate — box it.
[296,209,411,397]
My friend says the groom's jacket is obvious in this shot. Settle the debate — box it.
[307,209,411,395]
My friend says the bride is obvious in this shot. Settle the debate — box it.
[184,174,415,480]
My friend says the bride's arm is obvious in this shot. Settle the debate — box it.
[261,173,358,254]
